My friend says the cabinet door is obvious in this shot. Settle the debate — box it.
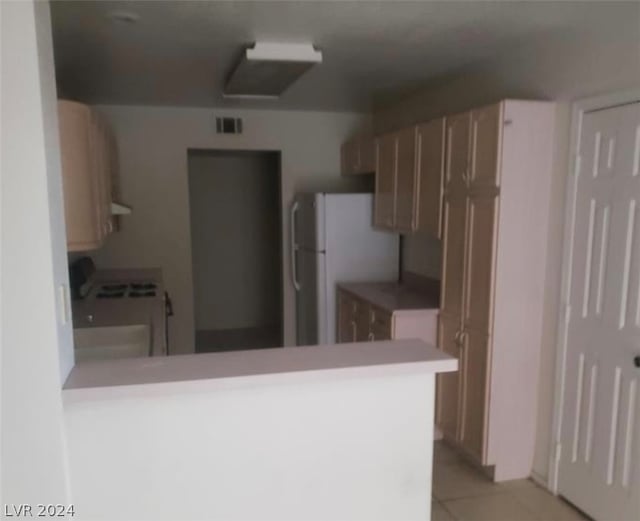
[337,291,356,342]
[91,113,112,239]
[356,311,370,342]
[58,101,103,251]
[437,313,462,441]
[464,192,499,333]
[416,118,446,237]
[106,124,120,232]
[470,103,502,189]
[444,112,471,191]
[347,298,369,341]
[358,135,375,174]
[369,306,392,340]
[394,126,418,232]
[459,328,490,462]
[374,133,397,228]
[440,190,467,318]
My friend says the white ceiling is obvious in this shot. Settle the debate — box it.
[50,1,640,112]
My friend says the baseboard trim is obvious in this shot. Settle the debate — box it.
[530,470,550,491]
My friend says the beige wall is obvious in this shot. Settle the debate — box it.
[91,105,371,353]
[188,152,281,332]
[1,0,72,505]
[402,234,442,280]
[374,31,640,482]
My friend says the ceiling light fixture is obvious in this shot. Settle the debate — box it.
[107,10,140,24]
[224,42,322,99]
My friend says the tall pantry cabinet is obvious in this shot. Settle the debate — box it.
[437,100,555,481]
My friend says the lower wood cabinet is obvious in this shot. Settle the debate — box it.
[436,313,461,441]
[458,327,490,461]
[436,315,491,464]
[337,287,437,345]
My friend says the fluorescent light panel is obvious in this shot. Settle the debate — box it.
[224,42,322,98]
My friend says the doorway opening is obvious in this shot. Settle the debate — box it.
[187,150,283,352]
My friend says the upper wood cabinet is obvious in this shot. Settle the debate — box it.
[373,132,397,228]
[444,112,472,189]
[394,126,418,232]
[469,104,502,189]
[373,117,445,236]
[435,100,556,480]
[416,118,446,237]
[341,134,375,176]
[58,100,117,251]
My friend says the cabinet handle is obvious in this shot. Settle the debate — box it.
[368,332,375,341]
[351,320,357,341]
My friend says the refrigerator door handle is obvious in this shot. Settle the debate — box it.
[290,200,301,291]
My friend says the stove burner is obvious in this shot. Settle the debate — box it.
[97,292,125,299]
[130,283,157,290]
[129,291,156,298]
[101,284,128,291]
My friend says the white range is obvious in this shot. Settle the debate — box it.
[72,268,171,360]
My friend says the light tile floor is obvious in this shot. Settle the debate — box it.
[431,441,591,521]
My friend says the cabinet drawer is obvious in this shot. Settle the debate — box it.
[370,322,392,341]
[370,306,393,340]
[369,306,392,330]
[340,291,363,314]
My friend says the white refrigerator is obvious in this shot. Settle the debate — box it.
[291,193,399,346]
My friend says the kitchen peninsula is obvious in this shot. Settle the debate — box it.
[63,339,456,521]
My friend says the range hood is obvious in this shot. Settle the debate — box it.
[224,42,322,99]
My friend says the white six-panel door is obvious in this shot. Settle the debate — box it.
[559,101,640,521]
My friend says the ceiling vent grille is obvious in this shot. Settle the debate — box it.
[215,117,243,135]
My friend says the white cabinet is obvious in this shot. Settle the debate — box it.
[436,100,555,480]
[58,100,118,251]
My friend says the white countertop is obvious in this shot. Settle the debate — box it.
[63,339,457,392]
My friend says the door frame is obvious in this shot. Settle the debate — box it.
[186,149,285,348]
[548,88,640,494]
